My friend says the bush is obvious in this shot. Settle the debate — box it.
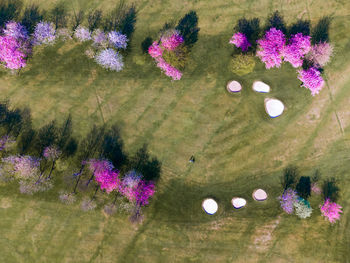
[162,44,189,69]
[296,176,311,200]
[294,198,312,219]
[229,54,255,76]
[141,37,153,53]
[281,165,299,190]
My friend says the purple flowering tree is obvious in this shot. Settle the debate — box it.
[95,48,124,71]
[74,26,91,42]
[4,21,29,41]
[256,28,286,69]
[282,33,311,68]
[108,31,128,49]
[92,29,107,47]
[33,22,56,45]
[229,32,251,52]
[278,188,298,214]
[297,67,324,96]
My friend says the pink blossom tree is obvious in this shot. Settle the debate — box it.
[307,42,333,68]
[161,31,184,51]
[87,158,114,186]
[283,33,311,68]
[256,28,286,69]
[229,32,251,52]
[320,198,342,223]
[297,67,324,96]
[94,169,120,193]
[0,35,27,70]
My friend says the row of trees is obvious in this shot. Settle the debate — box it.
[229,11,333,96]
[0,101,161,223]
[0,0,136,71]
[279,166,342,223]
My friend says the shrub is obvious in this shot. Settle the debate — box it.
[296,176,311,200]
[294,198,312,219]
[141,37,153,53]
[229,54,255,76]
[163,44,188,70]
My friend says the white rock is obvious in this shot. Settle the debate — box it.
[227,80,242,93]
[231,197,247,209]
[202,198,218,215]
[253,81,270,93]
[253,189,268,201]
[265,98,284,118]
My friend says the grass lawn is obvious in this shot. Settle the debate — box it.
[0,0,350,262]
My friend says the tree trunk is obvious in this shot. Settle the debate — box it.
[72,164,85,194]
[47,160,56,179]
[91,184,99,200]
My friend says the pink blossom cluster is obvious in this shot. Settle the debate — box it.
[95,170,120,193]
[156,58,182,80]
[148,32,184,80]
[283,33,311,68]
[297,67,324,96]
[256,28,286,69]
[320,198,342,223]
[161,32,184,51]
[229,32,251,52]
[119,175,155,206]
[148,42,163,58]
[0,35,27,69]
[308,42,333,68]
[88,159,114,174]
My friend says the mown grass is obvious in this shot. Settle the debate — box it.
[0,0,350,262]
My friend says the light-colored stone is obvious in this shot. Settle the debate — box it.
[265,98,284,118]
[202,198,218,215]
[253,189,268,201]
[227,80,242,93]
[253,81,270,93]
[231,197,247,209]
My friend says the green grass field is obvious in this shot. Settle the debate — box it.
[0,0,350,262]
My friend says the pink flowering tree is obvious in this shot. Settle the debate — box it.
[320,198,342,223]
[256,28,286,69]
[95,169,120,193]
[148,29,184,80]
[229,32,251,52]
[0,36,27,70]
[87,158,114,186]
[282,33,311,68]
[307,42,333,68]
[297,67,324,96]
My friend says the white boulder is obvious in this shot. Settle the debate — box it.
[253,189,268,201]
[253,81,270,93]
[231,197,247,209]
[227,80,242,93]
[265,98,284,118]
[202,198,218,215]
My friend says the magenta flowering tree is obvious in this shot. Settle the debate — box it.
[297,67,324,96]
[278,188,298,214]
[0,36,27,70]
[148,42,163,58]
[320,198,342,223]
[86,158,114,186]
[95,169,120,193]
[134,180,155,206]
[161,31,184,51]
[229,32,251,52]
[256,28,286,69]
[282,33,311,68]
[148,30,184,81]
